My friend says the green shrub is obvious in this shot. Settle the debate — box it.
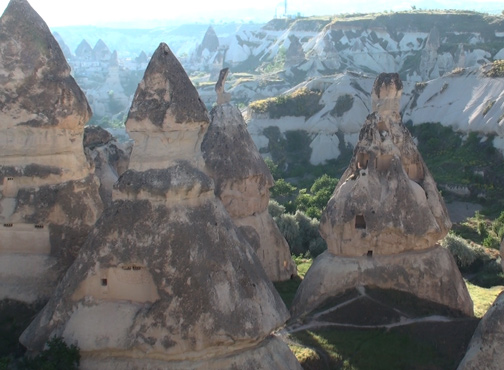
[331,94,354,117]
[482,100,495,116]
[484,60,504,77]
[441,233,485,269]
[249,87,323,119]
[20,337,80,370]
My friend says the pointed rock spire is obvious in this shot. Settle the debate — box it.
[0,0,102,302]
[202,101,297,282]
[291,73,472,318]
[21,42,301,369]
[126,43,209,171]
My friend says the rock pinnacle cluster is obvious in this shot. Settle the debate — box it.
[291,73,473,318]
[21,43,301,369]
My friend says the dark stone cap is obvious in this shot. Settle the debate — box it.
[126,43,208,128]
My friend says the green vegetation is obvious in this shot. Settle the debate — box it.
[270,201,327,257]
[19,337,80,370]
[331,94,354,117]
[407,122,504,210]
[466,282,504,318]
[484,60,504,78]
[249,87,323,119]
[482,100,495,116]
[295,174,338,219]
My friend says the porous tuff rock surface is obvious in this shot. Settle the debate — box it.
[126,42,209,171]
[457,292,504,370]
[21,163,300,369]
[291,248,473,317]
[292,73,471,317]
[320,73,451,256]
[202,104,297,282]
[0,0,92,182]
[83,126,132,206]
[0,0,102,303]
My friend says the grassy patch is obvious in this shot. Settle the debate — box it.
[484,60,504,78]
[249,87,323,119]
[290,327,465,370]
[466,281,504,318]
[274,257,312,308]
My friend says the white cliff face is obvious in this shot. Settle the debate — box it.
[244,65,504,167]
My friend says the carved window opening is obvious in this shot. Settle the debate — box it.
[367,250,373,257]
[357,153,369,169]
[35,224,44,229]
[3,223,13,227]
[101,278,108,287]
[7,177,14,181]
[355,215,366,229]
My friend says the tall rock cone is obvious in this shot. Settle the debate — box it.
[0,0,102,302]
[21,43,301,370]
[202,69,297,282]
[291,73,473,318]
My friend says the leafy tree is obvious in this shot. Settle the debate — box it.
[20,337,80,370]
[271,178,297,198]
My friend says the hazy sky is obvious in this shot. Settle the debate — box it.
[0,0,502,27]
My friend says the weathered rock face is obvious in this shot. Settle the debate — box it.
[126,43,209,171]
[457,292,504,370]
[320,73,451,257]
[291,73,472,317]
[202,101,297,282]
[83,126,132,206]
[21,43,300,369]
[0,0,103,303]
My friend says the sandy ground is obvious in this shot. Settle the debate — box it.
[445,201,482,224]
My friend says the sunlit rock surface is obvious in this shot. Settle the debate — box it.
[0,0,102,303]
[202,88,296,281]
[21,43,301,370]
[291,73,472,317]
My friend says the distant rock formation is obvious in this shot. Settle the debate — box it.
[202,78,297,281]
[291,73,473,317]
[285,35,306,67]
[83,126,132,206]
[21,42,301,370]
[197,25,219,57]
[75,39,93,60]
[53,32,73,59]
[135,50,149,64]
[0,0,103,302]
[92,39,111,61]
[215,68,231,104]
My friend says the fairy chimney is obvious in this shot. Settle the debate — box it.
[202,77,297,281]
[0,0,102,303]
[21,43,301,370]
[291,73,473,318]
